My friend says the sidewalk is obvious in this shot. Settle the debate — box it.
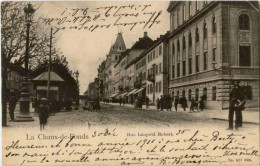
[102,102,259,125]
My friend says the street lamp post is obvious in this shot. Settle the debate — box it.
[16,4,35,122]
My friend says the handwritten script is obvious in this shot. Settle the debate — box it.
[3,128,260,165]
[40,4,162,34]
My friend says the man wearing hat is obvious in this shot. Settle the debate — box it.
[227,80,246,130]
[9,91,17,121]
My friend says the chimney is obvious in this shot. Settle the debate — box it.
[144,32,148,37]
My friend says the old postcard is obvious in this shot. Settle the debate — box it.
[1,1,259,165]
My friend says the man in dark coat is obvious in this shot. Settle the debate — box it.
[190,97,195,112]
[174,96,179,111]
[9,92,17,121]
[227,80,245,130]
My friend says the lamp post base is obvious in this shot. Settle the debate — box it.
[15,101,34,122]
[15,76,34,122]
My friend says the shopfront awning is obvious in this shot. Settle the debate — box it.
[110,92,119,98]
[127,89,138,96]
[117,92,128,98]
[133,87,145,94]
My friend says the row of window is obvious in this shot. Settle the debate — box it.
[171,48,216,79]
[148,63,162,76]
[172,16,216,57]
[147,81,162,94]
[136,58,146,70]
[147,45,162,63]
[172,1,210,30]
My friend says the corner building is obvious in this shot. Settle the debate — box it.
[167,1,259,109]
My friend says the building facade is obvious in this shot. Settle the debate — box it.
[103,32,126,99]
[146,32,169,104]
[167,1,259,109]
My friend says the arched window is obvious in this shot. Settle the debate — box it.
[182,90,185,98]
[203,87,207,100]
[212,15,216,34]
[212,86,216,101]
[196,27,199,43]
[203,22,207,39]
[188,89,192,100]
[172,43,175,55]
[195,88,199,101]
[189,32,192,47]
[183,36,186,50]
[177,40,180,52]
[239,13,249,30]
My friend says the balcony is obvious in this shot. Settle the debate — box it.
[134,80,142,88]
[147,74,155,83]
[124,86,130,91]
[118,85,123,91]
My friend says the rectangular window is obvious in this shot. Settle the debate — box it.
[156,65,158,75]
[195,1,198,12]
[204,52,208,70]
[153,50,155,59]
[183,4,186,21]
[172,65,175,78]
[196,55,199,72]
[183,60,186,76]
[159,46,162,55]
[177,9,179,26]
[156,82,158,93]
[189,57,192,74]
[212,86,216,101]
[159,81,161,93]
[213,48,216,62]
[172,13,175,30]
[239,46,251,66]
[159,63,161,73]
[177,63,180,77]
[189,1,192,17]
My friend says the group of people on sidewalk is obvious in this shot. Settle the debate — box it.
[156,95,205,113]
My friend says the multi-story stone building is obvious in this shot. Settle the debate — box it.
[145,32,169,104]
[167,1,259,109]
[103,32,126,99]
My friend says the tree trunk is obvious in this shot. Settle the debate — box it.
[2,59,7,126]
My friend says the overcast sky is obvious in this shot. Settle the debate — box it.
[36,1,170,94]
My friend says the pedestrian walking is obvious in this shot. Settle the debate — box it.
[182,97,187,111]
[227,80,246,130]
[156,98,160,110]
[174,96,179,111]
[9,91,17,121]
[134,98,138,109]
[198,97,204,111]
[160,95,163,111]
[38,98,50,131]
[145,96,149,110]
[119,98,122,106]
[190,97,195,112]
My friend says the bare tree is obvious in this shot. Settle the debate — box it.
[1,2,51,126]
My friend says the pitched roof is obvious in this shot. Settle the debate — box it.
[131,35,153,50]
[33,71,64,82]
[109,32,126,54]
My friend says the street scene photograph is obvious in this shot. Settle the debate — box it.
[1,1,259,165]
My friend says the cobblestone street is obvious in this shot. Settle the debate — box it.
[5,103,259,132]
